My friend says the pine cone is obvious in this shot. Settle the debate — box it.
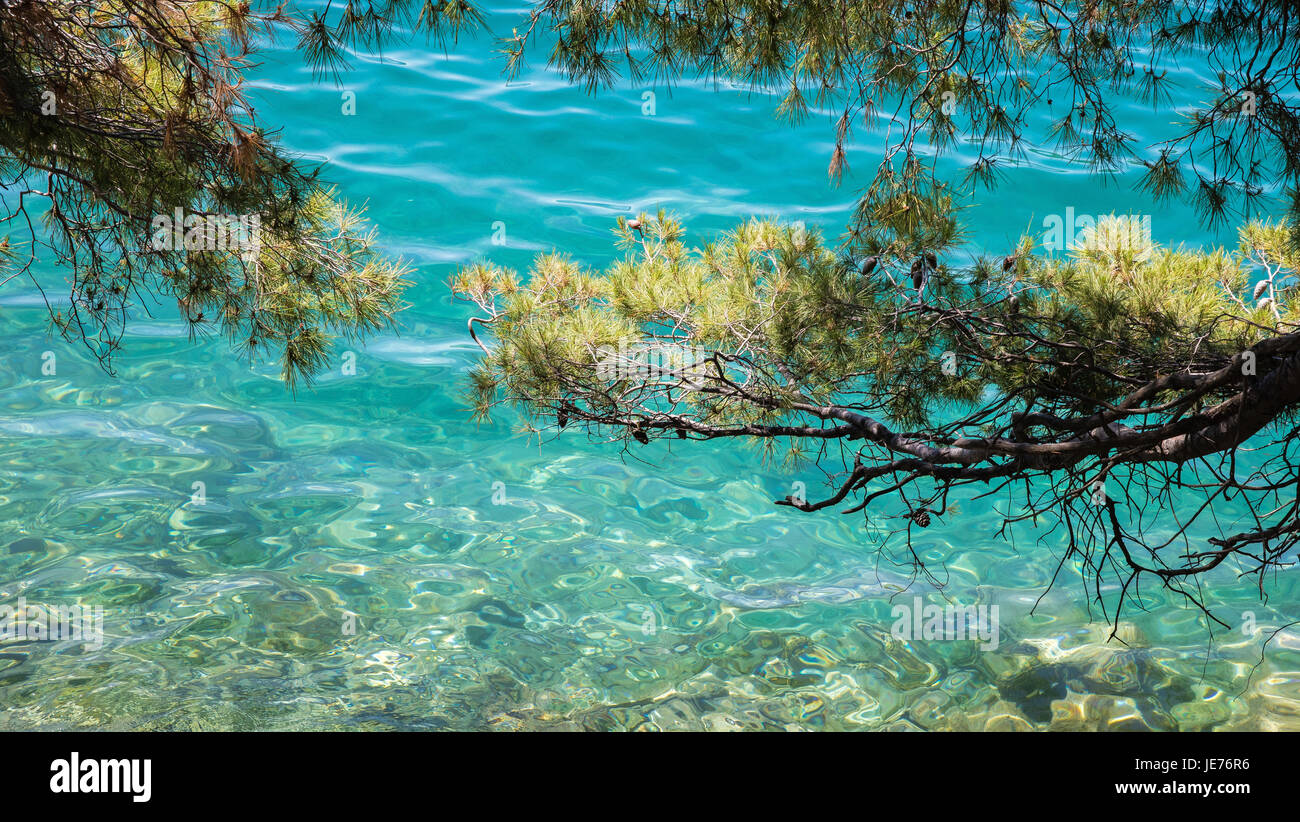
[911,509,931,528]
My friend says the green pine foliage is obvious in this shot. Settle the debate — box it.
[0,1,411,389]
[454,211,1297,441]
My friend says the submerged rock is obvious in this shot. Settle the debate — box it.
[991,624,1193,730]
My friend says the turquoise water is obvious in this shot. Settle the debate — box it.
[2,2,1299,730]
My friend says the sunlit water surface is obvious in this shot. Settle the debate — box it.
[1,3,1298,730]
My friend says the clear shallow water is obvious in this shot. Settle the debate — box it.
[1,3,1299,731]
